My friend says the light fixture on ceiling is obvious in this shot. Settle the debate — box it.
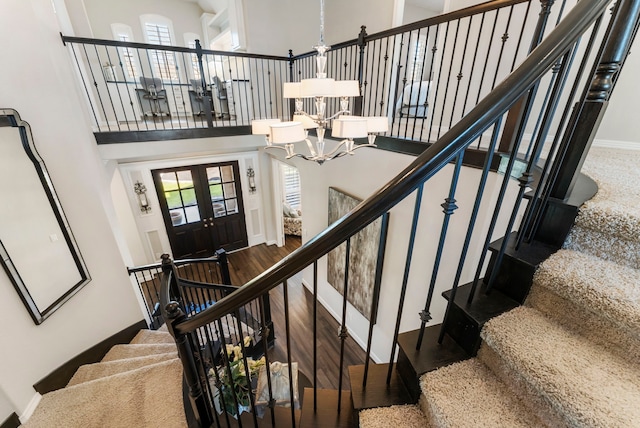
[251,0,388,165]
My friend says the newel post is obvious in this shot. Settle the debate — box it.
[214,248,232,285]
[165,302,212,428]
[549,0,640,199]
[354,25,368,116]
[195,40,214,128]
[288,49,296,119]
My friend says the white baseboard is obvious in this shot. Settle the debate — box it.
[592,139,640,150]
[19,393,42,423]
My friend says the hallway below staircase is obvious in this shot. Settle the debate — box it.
[360,147,640,427]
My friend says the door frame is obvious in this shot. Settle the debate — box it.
[116,152,265,264]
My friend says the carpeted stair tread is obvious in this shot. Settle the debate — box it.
[564,147,640,269]
[101,343,176,362]
[67,352,178,387]
[22,358,186,428]
[526,249,640,360]
[359,404,427,428]
[129,329,175,344]
[418,358,542,427]
[480,306,640,427]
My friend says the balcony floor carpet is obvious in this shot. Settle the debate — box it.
[361,147,640,427]
[21,330,186,428]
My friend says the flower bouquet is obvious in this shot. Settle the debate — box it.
[209,336,265,418]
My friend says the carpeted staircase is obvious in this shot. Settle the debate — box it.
[360,147,640,427]
[22,328,187,427]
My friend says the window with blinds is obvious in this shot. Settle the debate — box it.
[117,34,139,79]
[145,23,178,81]
[281,164,302,211]
[187,40,201,80]
[409,34,428,82]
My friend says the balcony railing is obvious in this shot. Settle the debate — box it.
[62,0,581,154]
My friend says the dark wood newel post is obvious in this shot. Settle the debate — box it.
[354,25,367,116]
[215,248,232,285]
[160,256,211,427]
[549,0,640,200]
[165,302,212,428]
[195,40,214,128]
[288,49,296,119]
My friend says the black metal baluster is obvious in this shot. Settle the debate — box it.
[312,261,318,411]
[282,280,297,427]
[428,22,449,142]
[436,20,461,139]
[217,318,243,427]
[387,184,424,383]
[258,295,276,427]
[337,239,351,413]
[509,0,533,72]
[403,28,422,138]
[81,44,111,132]
[104,46,133,130]
[363,213,389,386]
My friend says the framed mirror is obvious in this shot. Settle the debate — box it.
[0,109,90,324]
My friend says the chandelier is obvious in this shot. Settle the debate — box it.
[251,0,388,165]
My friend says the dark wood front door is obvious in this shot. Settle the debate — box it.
[152,161,248,259]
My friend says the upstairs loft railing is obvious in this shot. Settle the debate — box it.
[152,0,640,426]
[63,0,576,154]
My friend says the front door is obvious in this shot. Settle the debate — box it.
[152,161,248,259]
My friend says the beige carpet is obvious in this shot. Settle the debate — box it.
[361,147,640,427]
[21,329,186,428]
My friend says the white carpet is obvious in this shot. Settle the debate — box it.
[361,147,640,427]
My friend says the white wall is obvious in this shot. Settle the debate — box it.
[402,3,441,24]
[0,0,144,419]
[79,0,204,43]
[270,147,519,362]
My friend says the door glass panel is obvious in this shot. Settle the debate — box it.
[220,165,233,182]
[184,205,201,223]
[160,170,200,226]
[165,190,182,209]
[223,182,236,198]
[225,198,238,214]
[207,167,221,183]
[170,208,186,226]
[209,184,223,201]
[181,188,197,207]
[212,201,226,218]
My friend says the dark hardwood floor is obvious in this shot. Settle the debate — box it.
[226,236,369,391]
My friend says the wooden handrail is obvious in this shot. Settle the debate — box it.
[170,0,612,336]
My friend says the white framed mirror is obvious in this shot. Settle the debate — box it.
[0,109,90,324]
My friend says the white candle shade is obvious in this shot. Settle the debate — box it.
[332,117,368,138]
[269,121,306,144]
[300,78,335,97]
[293,114,319,129]
[366,116,389,133]
[333,80,360,97]
[252,118,281,135]
[283,82,303,99]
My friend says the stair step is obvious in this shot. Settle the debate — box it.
[527,249,640,360]
[67,352,178,386]
[101,343,176,362]
[129,329,174,345]
[359,404,426,428]
[441,281,519,355]
[396,325,468,401]
[348,363,412,410]
[298,388,354,428]
[420,358,542,427]
[480,306,640,427]
[484,232,557,302]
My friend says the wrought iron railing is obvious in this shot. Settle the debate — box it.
[63,0,578,156]
[151,0,640,426]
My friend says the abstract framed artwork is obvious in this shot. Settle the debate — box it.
[327,187,389,324]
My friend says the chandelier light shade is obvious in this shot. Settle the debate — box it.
[251,0,388,165]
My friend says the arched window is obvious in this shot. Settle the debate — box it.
[110,23,139,80]
[140,14,178,81]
